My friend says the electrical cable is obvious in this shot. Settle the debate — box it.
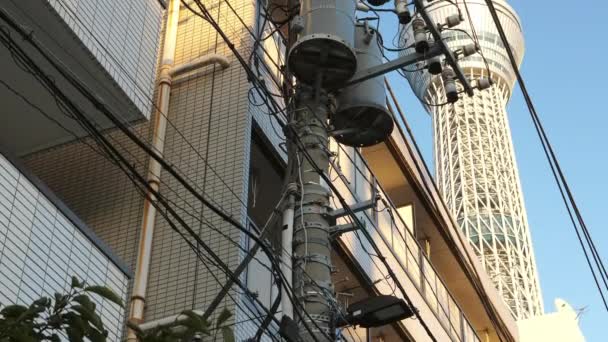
[0,9,331,340]
[385,80,511,341]
[483,0,608,313]
[3,2,447,340]
[3,14,282,340]
[0,34,283,339]
[179,2,440,338]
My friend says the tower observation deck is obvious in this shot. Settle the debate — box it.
[401,0,543,319]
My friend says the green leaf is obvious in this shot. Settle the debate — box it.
[84,286,124,308]
[17,304,45,323]
[9,329,36,342]
[71,276,83,289]
[71,304,103,330]
[0,305,28,319]
[49,334,61,342]
[66,326,85,342]
[87,327,107,342]
[215,308,232,328]
[63,311,89,335]
[53,293,68,312]
[73,294,95,312]
[32,297,49,307]
[221,326,235,342]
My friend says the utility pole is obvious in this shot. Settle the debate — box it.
[289,86,334,341]
[282,0,484,340]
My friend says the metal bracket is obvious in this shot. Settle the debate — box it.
[329,221,364,238]
[413,0,475,96]
[341,44,443,87]
[293,237,330,248]
[325,196,379,223]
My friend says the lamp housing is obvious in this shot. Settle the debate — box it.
[341,295,415,328]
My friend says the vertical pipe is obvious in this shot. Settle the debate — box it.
[280,194,295,318]
[127,0,180,340]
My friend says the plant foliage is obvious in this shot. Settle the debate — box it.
[0,276,123,342]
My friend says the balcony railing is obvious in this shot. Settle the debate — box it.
[329,140,480,342]
[249,10,480,341]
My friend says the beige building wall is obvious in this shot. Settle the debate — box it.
[23,0,266,338]
[24,127,150,277]
[17,1,522,341]
[518,299,585,342]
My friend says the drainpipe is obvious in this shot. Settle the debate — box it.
[127,0,229,340]
[169,54,230,77]
[280,187,297,319]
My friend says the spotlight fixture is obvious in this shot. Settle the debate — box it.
[336,295,416,328]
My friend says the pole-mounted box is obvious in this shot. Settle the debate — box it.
[332,22,394,147]
[288,0,358,88]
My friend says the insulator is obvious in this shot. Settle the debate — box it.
[461,43,479,57]
[477,77,493,90]
[412,18,429,53]
[368,0,390,5]
[288,0,358,88]
[427,55,442,75]
[333,24,394,147]
[442,68,459,103]
[395,0,411,25]
[445,14,463,28]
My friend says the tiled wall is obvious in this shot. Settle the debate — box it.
[46,0,164,117]
[23,0,269,339]
[145,2,256,339]
[0,153,129,341]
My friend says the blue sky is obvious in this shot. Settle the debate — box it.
[376,0,607,340]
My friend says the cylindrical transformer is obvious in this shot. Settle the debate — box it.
[288,0,357,88]
[332,23,394,147]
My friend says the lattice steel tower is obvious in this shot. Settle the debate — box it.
[401,0,543,319]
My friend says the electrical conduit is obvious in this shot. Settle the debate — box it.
[127,0,229,339]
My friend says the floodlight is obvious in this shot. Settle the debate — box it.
[337,295,415,328]
[367,0,390,6]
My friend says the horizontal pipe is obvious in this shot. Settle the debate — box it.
[136,310,205,331]
[169,54,230,77]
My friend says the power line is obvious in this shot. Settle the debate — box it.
[0,33,285,339]
[483,0,608,312]
[180,1,442,340]
[385,78,512,342]
[4,2,458,340]
[0,9,334,340]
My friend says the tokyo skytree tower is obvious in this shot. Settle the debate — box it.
[401,0,543,319]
